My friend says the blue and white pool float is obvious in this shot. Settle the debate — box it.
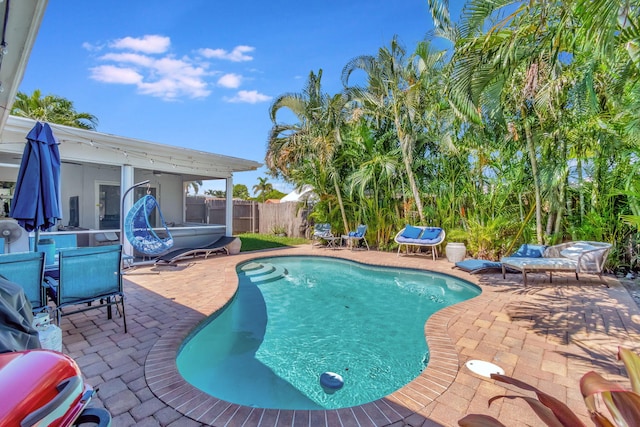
[320,372,344,391]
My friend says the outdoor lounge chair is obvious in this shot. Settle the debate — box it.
[454,259,503,274]
[454,244,547,274]
[155,235,237,265]
[311,223,339,249]
[55,244,126,331]
[0,251,46,313]
[501,241,612,286]
[341,224,370,250]
[394,225,445,260]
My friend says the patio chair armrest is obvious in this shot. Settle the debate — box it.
[575,246,611,273]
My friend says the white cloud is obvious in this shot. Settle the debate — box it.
[86,35,262,101]
[90,65,143,84]
[217,73,242,88]
[82,42,104,52]
[225,90,271,104]
[99,52,155,67]
[199,45,254,62]
[110,35,170,54]
[138,76,210,100]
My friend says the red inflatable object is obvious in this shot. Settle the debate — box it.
[0,350,94,427]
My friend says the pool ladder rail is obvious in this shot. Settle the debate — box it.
[240,262,288,283]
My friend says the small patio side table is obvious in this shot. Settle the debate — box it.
[324,236,342,249]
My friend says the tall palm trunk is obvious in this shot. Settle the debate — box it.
[523,112,543,244]
[332,174,350,233]
[577,157,584,224]
[553,138,567,236]
[396,119,425,223]
[554,181,565,236]
[402,151,425,223]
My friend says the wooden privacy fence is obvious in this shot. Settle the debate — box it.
[259,202,309,238]
[185,197,309,237]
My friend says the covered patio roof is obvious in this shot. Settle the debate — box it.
[0,116,261,181]
[0,0,48,132]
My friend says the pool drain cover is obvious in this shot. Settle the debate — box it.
[465,360,504,378]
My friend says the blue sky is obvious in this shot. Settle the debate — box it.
[18,0,444,196]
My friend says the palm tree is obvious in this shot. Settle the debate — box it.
[425,1,580,243]
[11,90,98,129]
[204,189,225,197]
[186,180,203,195]
[425,0,640,247]
[252,177,273,202]
[267,70,351,233]
[342,37,447,224]
[344,120,405,245]
[575,0,640,71]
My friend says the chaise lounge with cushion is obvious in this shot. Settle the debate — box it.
[394,225,445,260]
[501,241,612,286]
[155,235,238,265]
[454,244,547,274]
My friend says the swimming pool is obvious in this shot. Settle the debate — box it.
[177,256,480,410]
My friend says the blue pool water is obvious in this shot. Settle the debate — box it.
[177,256,480,410]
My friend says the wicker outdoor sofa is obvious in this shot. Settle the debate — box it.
[394,225,445,261]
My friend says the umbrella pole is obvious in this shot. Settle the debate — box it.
[34,229,39,252]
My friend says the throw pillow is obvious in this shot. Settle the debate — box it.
[401,225,422,239]
[512,244,547,258]
[420,227,442,240]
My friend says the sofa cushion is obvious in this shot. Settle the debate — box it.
[420,227,442,240]
[401,225,422,239]
[397,237,428,244]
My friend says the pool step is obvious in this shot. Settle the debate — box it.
[240,262,264,272]
[254,264,288,283]
[243,263,276,277]
[241,262,288,283]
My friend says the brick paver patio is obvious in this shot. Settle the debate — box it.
[58,245,640,426]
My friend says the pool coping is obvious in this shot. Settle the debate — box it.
[144,253,474,426]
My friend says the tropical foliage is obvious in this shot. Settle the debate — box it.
[266,1,640,271]
[253,176,274,202]
[186,180,203,195]
[204,189,225,198]
[260,188,286,201]
[11,90,98,129]
[233,184,250,200]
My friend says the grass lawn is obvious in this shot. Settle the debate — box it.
[237,233,308,252]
